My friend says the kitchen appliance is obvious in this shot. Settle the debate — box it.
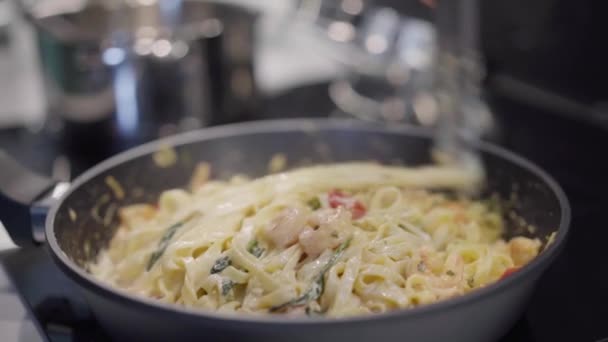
[0,119,568,341]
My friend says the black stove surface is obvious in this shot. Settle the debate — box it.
[1,84,607,342]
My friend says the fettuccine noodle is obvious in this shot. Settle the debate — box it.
[90,162,540,317]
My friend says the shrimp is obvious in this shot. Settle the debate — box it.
[298,208,350,258]
[509,237,541,266]
[265,207,308,248]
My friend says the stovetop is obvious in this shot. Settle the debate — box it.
[1,83,608,342]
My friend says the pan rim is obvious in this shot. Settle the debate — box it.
[45,118,571,326]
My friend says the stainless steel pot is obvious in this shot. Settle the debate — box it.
[19,0,259,152]
[0,119,569,342]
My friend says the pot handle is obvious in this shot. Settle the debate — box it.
[0,151,65,245]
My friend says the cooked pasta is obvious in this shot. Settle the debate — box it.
[90,162,541,317]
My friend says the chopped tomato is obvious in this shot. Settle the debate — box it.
[328,189,347,208]
[328,189,367,219]
[500,267,520,280]
[351,201,366,219]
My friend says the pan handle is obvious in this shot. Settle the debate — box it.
[0,151,69,245]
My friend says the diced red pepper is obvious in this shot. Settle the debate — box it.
[328,189,367,219]
[500,267,520,280]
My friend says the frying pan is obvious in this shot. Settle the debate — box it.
[0,119,569,342]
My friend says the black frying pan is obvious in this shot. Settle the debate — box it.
[0,119,570,342]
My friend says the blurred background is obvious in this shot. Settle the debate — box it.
[0,0,606,175]
[0,0,607,341]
